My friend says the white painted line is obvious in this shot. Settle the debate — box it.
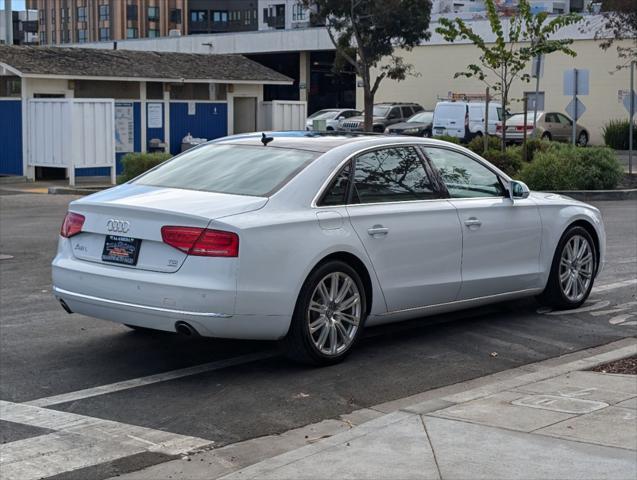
[26,350,276,407]
[592,278,637,293]
[0,400,212,480]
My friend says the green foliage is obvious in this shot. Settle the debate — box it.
[433,134,460,144]
[436,0,581,148]
[519,144,624,190]
[466,135,500,154]
[602,119,637,150]
[303,0,432,130]
[119,152,172,183]
[482,148,523,177]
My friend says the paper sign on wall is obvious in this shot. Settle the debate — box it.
[188,102,196,115]
[147,103,163,129]
[115,103,134,153]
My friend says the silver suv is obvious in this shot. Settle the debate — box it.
[337,103,424,133]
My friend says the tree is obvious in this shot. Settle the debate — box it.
[303,0,432,132]
[596,0,637,70]
[436,0,581,149]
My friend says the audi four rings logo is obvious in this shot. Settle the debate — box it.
[106,219,130,234]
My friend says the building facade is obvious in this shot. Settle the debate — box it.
[26,0,187,45]
[1,9,39,45]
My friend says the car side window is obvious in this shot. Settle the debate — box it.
[413,105,424,113]
[557,113,572,126]
[545,113,556,123]
[319,162,352,206]
[401,106,413,118]
[351,147,437,204]
[387,107,401,120]
[423,147,506,199]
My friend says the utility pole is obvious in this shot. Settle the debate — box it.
[522,94,528,162]
[4,0,13,46]
[629,61,635,175]
[532,54,541,138]
[484,87,489,153]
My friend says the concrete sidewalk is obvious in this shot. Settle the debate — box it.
[115,339,636,480]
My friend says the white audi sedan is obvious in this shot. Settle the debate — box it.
[53,134,605,365]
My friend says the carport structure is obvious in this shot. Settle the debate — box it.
[0,46,292,180]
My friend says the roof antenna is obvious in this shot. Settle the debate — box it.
[261,132,273,146]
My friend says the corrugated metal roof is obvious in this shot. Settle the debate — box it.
[0,46,293,84]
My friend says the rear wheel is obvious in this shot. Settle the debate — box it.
[541,132,552,141]
[282,261,366,366]
[538,226,597,309]
[577,131,588,147]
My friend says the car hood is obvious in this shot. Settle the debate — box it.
[344,116,384,123]
[388,122,428,130]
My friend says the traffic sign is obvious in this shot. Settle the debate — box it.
[566,97,586,121]
[563,69,589,96]
[623,90,637,116]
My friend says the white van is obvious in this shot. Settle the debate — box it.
[433,101,502,141]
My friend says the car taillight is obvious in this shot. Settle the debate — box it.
[60,212,85,238]
[161,226,239,257]
[515,125,534,131]
[496,124,502,132]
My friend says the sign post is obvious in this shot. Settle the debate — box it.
[532,54,542,137]
[631,61,635,175]
[484,87,489,153]
[564,68,589,145]
[572,69,578,144]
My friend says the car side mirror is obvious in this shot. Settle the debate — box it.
[509,180,530,200]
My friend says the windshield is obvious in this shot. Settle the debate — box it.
[408,112,433,123]
[133,144,318,196]
[308,109,339,120]
[373,106,391,117]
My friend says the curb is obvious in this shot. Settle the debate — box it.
[549,189,637,201]
[0,176,28,184]
[48,186,109,195]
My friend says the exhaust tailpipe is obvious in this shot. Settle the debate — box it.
[59,298,73,314]
[175,321,199,336]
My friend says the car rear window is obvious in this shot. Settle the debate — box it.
[435,104,465,120]
[133,144,318,197]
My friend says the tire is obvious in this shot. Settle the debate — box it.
[537,226,597,310]
[282,260,367,366]
[541,132,552,141]
[577,131,588,147]
[373,125,384,133]
[423,129,432,138]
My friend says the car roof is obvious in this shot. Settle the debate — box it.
[215,132,381,153]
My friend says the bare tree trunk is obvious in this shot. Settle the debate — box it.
[362,68,374,132]
[501,90,508,151]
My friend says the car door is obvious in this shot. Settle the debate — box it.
[345,146,462,312]
[543,113,560,139]
[422,146,542,300]
[386,107,402,126]
[556,113,574,141]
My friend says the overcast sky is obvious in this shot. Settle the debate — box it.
[1,1,28,10]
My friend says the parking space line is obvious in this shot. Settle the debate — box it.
[25,351,276,408]
[0,400,212,480]
[592,279,637,293]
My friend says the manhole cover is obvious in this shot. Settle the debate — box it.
[0,254,14,260]
[512,395,608,414]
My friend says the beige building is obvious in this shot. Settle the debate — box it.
[358,24,633,146]
[27,0,188,45]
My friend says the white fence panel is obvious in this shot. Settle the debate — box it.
[27,99,116,185]
[260,101,307,131]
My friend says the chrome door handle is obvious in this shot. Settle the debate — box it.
[367,226,389,236]
[464,218,482,228]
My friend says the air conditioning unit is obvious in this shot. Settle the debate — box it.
[168,29,181,37]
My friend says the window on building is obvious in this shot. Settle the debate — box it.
[0,76,22,97]
[190,10,207,22]
[39,10,46,25]
[40,31,47,44]
[51,8,56,24]
[61,8,69,22]
[292,3,306,21]
[146,82,164,100]
[170,8,182,24]
[99,27,109,41]
[77,6,87,22]
[148,29,159,37]
[127,27,138,39]
[77,29,88,43]
[127,4,138,21]
[213,11,228,23]
[99,5,109,22]
[148,6,160,21]
[51,29,56,43]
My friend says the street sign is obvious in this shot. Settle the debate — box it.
[563,69,589,96]
[566,97,586,121]
[622,90,637,116]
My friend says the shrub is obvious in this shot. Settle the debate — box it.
[433,134,460,144]
[521,138,552,162]
[119,152,173,183]
[466,135,500,155]
[519,144,623,190]
[602,119,637,150]
[482,148,523,176]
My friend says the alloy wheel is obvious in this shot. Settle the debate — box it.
[559,234,594,302]
[307,272,361,356]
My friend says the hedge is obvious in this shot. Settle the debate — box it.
[602,119,637,150]
[118,152,173,183]
[518,143,623,191]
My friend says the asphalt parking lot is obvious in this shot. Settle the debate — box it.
[0,192,635,478]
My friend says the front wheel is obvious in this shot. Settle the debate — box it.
[538,226,597,309]
[282,261,366,366]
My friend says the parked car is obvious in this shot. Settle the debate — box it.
[305,109,361,131]
[432,101,503,141]
[53,133,605,365]
[338,103,424,133]
[496,111,589,146]
[385,111,434,137]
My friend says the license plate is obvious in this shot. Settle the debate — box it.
[102,235,141,266]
